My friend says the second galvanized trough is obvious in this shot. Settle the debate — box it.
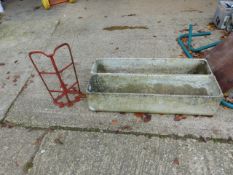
[87,74,223,115]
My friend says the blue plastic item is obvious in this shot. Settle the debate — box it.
[191,41,222,52]
[188,24,193,49]
[221,99,233,109]
[178,35,193,58]
[178,32,212,58]
[188,24,223,52]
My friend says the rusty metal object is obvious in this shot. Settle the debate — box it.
[29,43,85,108]
[206,33,233,93]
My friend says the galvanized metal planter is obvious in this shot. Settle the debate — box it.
[91,58,212,75]
[87,58,223,115]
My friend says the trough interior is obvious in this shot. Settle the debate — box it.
[88,75,221,96]
[94,59,211,74]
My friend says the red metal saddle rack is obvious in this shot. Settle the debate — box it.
[29,43,85,108]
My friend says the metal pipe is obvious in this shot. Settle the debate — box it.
[187,24,222,52]
[190,40,222,52]
[221,100,233,109]
[188,24,193,48]
[178,32,212,58]
[177,35,193,58]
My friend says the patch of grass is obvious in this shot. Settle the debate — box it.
[23,161,33,173]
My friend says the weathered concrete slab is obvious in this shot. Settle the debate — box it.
[0,0,64,120]
[0,70,30,121]
[52,0,222,59]
[0,0,233,174]
[5,72,233,140]
[0,127,44,175]
[30,130,233,175]
[4,0,232,140]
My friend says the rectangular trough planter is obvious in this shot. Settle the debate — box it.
[87,74,223,115]
[91,58,212,75]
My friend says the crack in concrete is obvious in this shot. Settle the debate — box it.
[51,19,61,36]
[1,18,62,123]
[1,74,33,123]
[22,129,52,174]
[3,121,233,145]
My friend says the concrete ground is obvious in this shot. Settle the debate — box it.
[0,0,233,174]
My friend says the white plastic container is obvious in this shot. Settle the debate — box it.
[213,1,233,29]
